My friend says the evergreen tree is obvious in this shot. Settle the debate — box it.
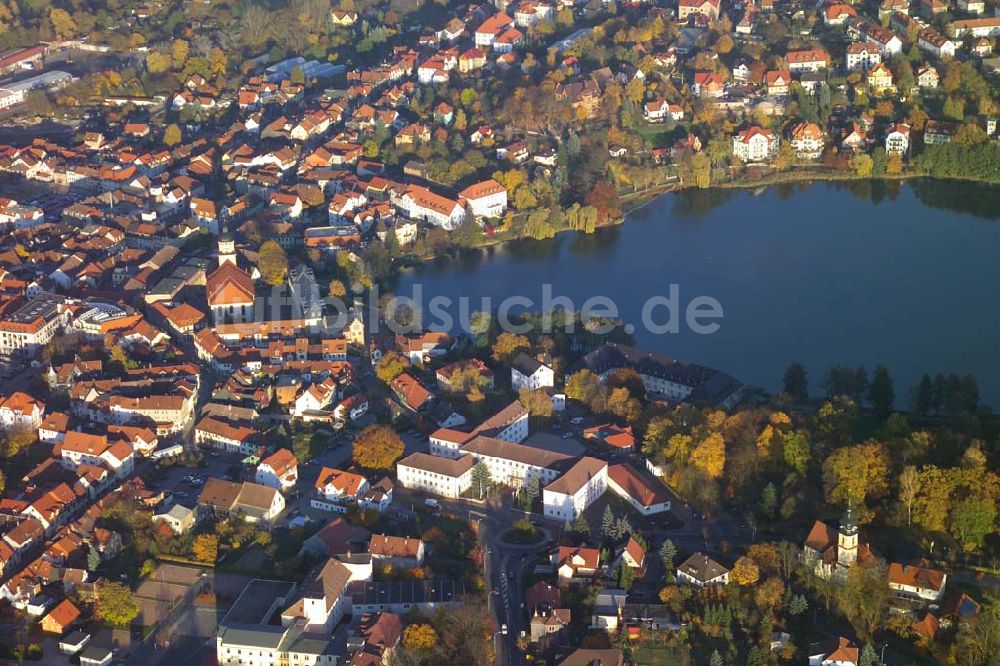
[761,482,778,519]
[915,374,933,415]
[746,646,764,666]
[601,505,615,540]
[859,643,880,666]
[522,475,539,508]
[788,594,808,615]
[87,544,100,572]
[572,513,590,536]
[869,364,895,419]
[709,649,724,666]
[659,539,676,571]
[618,562,636,590]
[471,462,491,499]
[783,362,808,401]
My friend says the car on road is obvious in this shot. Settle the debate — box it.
[501,624,508,635]
[570,417,584,425]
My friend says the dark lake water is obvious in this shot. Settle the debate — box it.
[393,180,1000,407]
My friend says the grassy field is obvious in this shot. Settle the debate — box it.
[632,644,690,666]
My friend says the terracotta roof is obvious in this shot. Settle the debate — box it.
[260,448,298,477]
[369,534,422,559]
[888,561,945,592]
[42,599,80,630]
[315,467,367,496]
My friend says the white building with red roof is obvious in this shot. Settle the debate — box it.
[459,179,507,219]
[0,391,44,432]
[398,185,466,229]
[256,448,299,492]
[732,127,780,162]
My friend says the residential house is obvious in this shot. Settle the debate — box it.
[846,43,882,72]
[732,127,780,162]
[511,352,554,390]
[788,121,826,159]
[676,553,730,587]
[368,534,425,568]
[256,449,299,493]
[885,123,911,156]
[555,544,601,582]
[867,63,894,94]
[888,561,947,603]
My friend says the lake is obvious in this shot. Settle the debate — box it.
[393,180,1000,407]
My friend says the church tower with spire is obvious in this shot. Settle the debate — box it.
[218,228,236,267]
[837,506,859,567]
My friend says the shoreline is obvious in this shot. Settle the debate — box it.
[398,169,1000,270]
[403,169,920,267]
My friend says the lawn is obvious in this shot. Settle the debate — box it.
[632,644,690,666]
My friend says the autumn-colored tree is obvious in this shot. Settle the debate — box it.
[586,180,622,224]
[4,427,36,457]
[606,387,641,424]
[353,425,404,470]
[374,351,408,384]
[782,430,810,476]
[258,241,288,286]
[690,432,726,478]
[147,52,171,74]
[565,369,599,404]
[171,39,190,69]
[822,441,890,506]
[665,433,693,463]
[519,387,554,421]
[328,278,347,299]
[491,332,530,364]
[754,576,786,611]
[96,581,140,626]
[48,8,77,38]
[163,124,182,147]
[192,534,219,563]
[730,556,760,586]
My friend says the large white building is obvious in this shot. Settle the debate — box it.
[398,185,466,229]
[459,179,508,219]
[396,452,475,498]
[574,343,743,408]
[732,127,780,163]
[459,436,569,489]
[0,293,68,363]
[542,457,608,521]
[511,352,554,391]
[55,431,135,479]
[216,563,350,666]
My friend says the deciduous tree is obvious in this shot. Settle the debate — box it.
[192,534,219,563]
[822,441,890,506]
[403,623,438,650]
[353,425,404,470]
[374,351,408,384]
[690,432,726,478]
[491,332,530,364]
[258,241,289,286]
[96,581,140,626]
